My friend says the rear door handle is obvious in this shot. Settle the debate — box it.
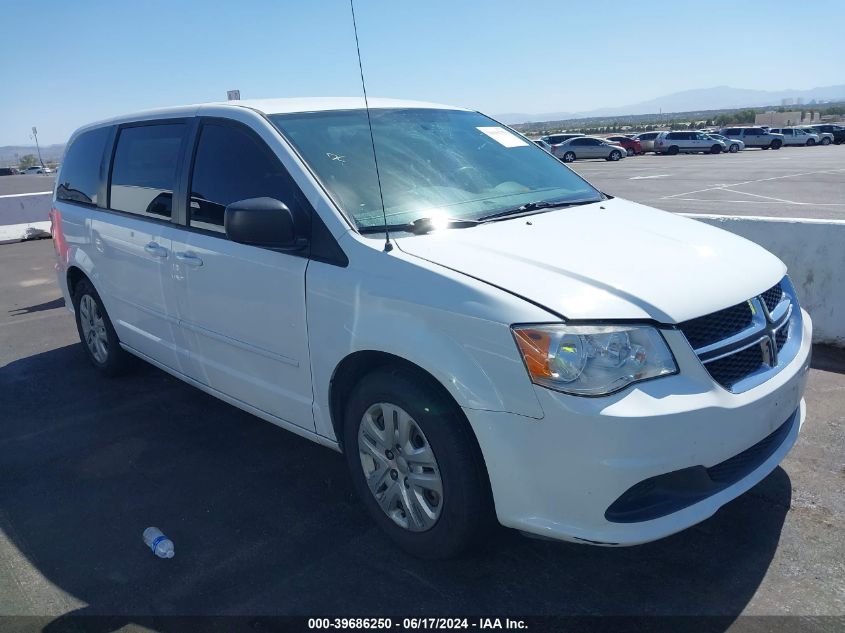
[144,242,168,258]
[175,251,204,267]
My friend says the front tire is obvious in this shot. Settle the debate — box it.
[729,144,739,153]
[608,150,622,161]
[343,367,492,559]
[710,144,722,154]
[626,148,634,157]
[806,138,815,146]
[771,140,782,150]
[72,278,131,376]
[821,137,831,145]
[562,151,576,163]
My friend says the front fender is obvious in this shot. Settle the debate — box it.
[307,238,550,441]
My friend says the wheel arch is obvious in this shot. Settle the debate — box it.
[330,351,464,452]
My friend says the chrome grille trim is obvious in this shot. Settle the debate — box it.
[681,276,801,393]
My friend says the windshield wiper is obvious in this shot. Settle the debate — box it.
[476,199,599,223]
[358,216,480,235]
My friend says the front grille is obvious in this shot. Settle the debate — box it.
[776,323,789,351]
[761,283,784,312]
[678,302,753,349]
[706,344,764,389]
[678,278,798,392]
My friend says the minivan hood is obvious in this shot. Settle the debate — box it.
[395,198,785,323]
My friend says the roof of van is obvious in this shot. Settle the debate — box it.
[69,97,472,138]
[232,97,470,114]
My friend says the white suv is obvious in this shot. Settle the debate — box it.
[52,98,811,558]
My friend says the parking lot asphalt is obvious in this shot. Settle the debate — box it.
[569,144,845,220]
[1,238,844,626]
[0,175,55,197]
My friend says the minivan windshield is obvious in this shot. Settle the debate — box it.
[270,108,601,230]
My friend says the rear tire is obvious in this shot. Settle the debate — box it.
[72,278,132,376]
[563,151,576,163]
[667,146,679,155]
[343,367,493,559]
[608,150,622,161]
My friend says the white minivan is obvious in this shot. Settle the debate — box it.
[51,98,812,558]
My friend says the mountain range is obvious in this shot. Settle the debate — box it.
[496,84,845,124]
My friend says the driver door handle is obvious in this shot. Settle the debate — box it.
[175,251,204,267]
[144,242,168,258]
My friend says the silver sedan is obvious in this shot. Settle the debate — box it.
[554,137,626,162]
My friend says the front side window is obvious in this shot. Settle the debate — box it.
[271,109,601,230]
[110,123,186,218]
[188,122,306,233]
[57,126,110,206]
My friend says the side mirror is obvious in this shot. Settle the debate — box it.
[224,197,307,250]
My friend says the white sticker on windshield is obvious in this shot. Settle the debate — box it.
[476,126,528,148]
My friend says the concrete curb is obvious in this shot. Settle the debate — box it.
[683,213,845,347]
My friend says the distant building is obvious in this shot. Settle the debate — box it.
[781,98,794,106]
[755,110,802,126]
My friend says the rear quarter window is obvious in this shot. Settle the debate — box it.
[109,123,186,218]
[56,127,110,206]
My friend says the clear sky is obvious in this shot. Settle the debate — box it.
[2,0,843,145]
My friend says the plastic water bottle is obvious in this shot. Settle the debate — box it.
[143,527,175,559]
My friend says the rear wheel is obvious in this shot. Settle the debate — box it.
[344,367,492,559]
[72,278,131,376]
[608,150,622,161]
[563,151,576,163]
[667,146,679,155]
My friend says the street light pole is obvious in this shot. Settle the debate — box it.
[31,126,44,167]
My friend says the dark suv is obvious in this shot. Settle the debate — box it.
[808,124,845,144]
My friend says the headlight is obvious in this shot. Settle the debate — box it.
[512,324,677,396]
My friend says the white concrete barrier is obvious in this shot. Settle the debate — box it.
[0,191,53,242]
[684,213,845,347]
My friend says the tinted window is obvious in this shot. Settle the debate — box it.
[723,128,740,135]
[639,132,658,140]
[584,138,603,146]
[571,138,587,146]
[110,123,185,218]
[57,127,110,206]
[189,122,306,233]
[746,128,764,134]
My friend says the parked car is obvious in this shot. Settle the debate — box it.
[719,127,784,150]
[22,165,54,174]
[631,131,665,153]
[806,124,844,144]
[533,139,553,152]
[554,136,626,162]
[705,133,744,153]
[52,98,811,558]
[768,128,821,147]
[539,133,584,156]
[654,131,725,155]
[0,167,21,176]
[605,135,643,156]
[797,127,833,145]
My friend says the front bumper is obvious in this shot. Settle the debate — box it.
[464,310,812,545]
